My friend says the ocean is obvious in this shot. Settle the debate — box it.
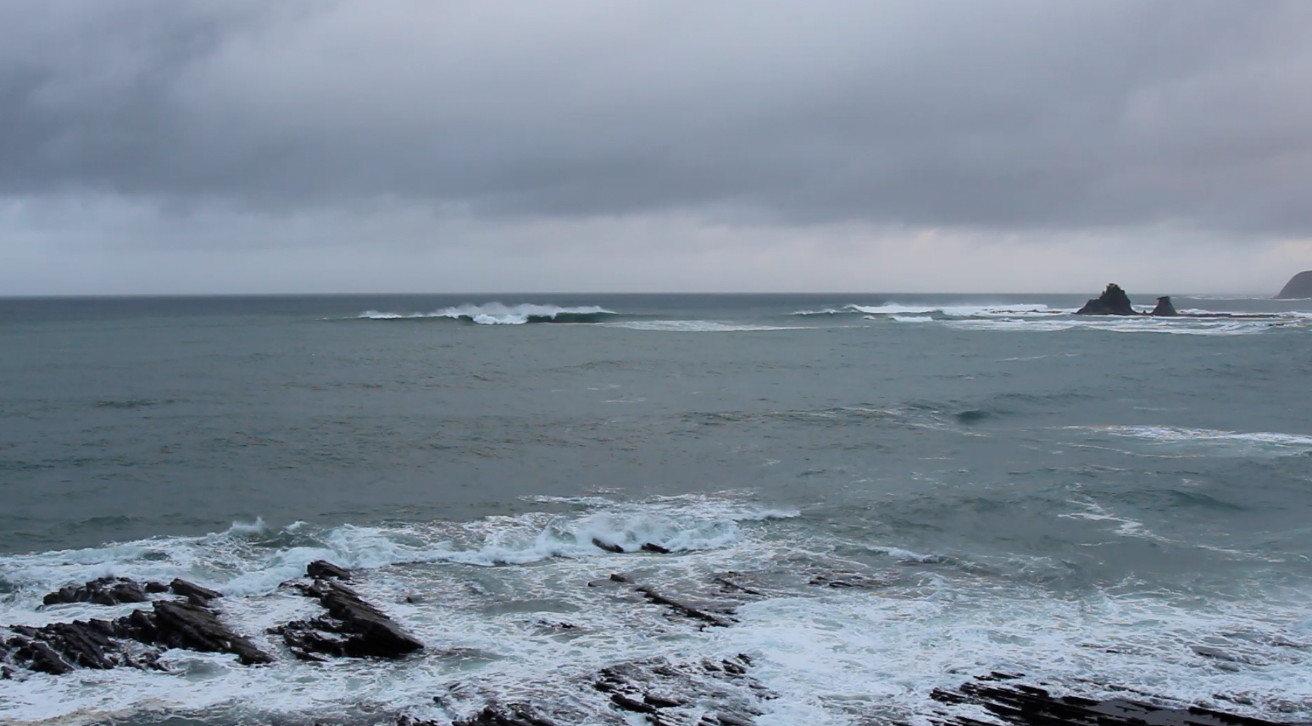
[1,293,1310,726]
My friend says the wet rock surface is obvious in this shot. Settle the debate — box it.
[808,569,893,589]
[273,570,424,661]
[591,537,625,553]
[4,596,271,674]
[929,675,1302,726]
[128,600,272,665]
[41,576,149,607]
[590,538,674,554]
[605,573,737,627]
[168,578,222,602]
[307,560,352,581]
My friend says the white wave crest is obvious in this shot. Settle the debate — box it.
[0,497,798,616]
[359,303,616,324]
[795,303,1058,318]
[945,317,1294,335]
[1063,425,1312,459]
[1104,425,1312,448]
[604,320,799,332]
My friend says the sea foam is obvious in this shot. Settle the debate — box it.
[604,320,800,332]
[358,303,616,324]
[1,493,1308,725]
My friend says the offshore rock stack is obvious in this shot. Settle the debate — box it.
[1075,283,1180,316]
[1075,283,1140,315]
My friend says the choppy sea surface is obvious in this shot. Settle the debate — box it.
[1,293,1310,725]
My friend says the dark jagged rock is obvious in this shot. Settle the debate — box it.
[640,542,672,554]
[144,581,169,594]
[7,619,141,672]
[1276,270,1312,299]
[929,677,1298,726]
[169,578,221,602]
[306,560,352,581]
[609,692,657,714]
[41,577,149,607]
[808,570,891,589]
[7,633,77,674]
[274,579,423,660]
[4,599,270,674]
[1151,295,1179,316]
[590,537,625,554]
[1075,283,1141,315]
[129,600,273,665]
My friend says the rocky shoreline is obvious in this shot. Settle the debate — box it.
[3,560,1307,725]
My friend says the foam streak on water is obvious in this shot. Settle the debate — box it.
[358,303,616,324]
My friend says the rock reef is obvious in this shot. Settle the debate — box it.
[3,562,422,676]
[930,673,1295,726]
[5,565,1303,726]
[6,592,272,674]
[273,575,424,661]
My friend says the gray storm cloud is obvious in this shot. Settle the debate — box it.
[3,0,1311,235]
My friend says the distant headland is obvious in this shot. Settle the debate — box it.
[1276,270,1312,299]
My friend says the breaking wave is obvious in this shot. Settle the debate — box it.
[944,317,1298,336]
[1075,425,1312,457]
[603,320,801,332]
[793,303,1060,318]
[358,303,617,325]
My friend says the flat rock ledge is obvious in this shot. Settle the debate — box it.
[598,573,737,628]
[271,564,424,661]
[930,674,1303,726]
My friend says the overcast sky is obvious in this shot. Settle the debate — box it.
[2,0,1310,294]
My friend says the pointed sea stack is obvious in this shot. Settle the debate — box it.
[1075,283,1140,315]
[1150,296,1178,316]
[1276,270,1312,299]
